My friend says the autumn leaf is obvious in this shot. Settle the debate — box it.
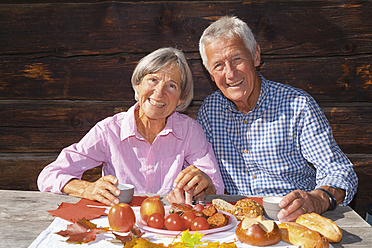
[218,242,238,248]
[56,218,110,244]
[179,230,205,247]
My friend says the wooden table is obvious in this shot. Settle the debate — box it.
[0,190,371,247]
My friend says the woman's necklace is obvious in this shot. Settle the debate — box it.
[137,127,157,140]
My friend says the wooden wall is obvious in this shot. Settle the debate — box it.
[0,1,371,218]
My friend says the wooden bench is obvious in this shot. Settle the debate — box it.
[0,1,371,219]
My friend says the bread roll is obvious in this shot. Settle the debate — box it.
[234,198,264,220]
[296,213,342,243]
[279,222,329,248]
[212,199,235,215]
[236,216,281,246]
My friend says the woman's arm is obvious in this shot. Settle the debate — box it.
[62,175,120,206]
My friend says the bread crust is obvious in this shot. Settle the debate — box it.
[279,222,329,248]
[212,198,264,221]
[296,213,342,243]
[234,198,264,220]
[212,199,235,215]
[235,217,281,246]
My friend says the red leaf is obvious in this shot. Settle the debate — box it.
[56,218,109,244]
[112,225,145,244]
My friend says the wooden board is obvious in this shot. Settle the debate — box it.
[0,0,371,219]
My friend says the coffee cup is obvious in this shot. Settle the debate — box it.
[114,183,134,204]
[263,196,284,221]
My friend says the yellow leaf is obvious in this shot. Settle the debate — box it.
[179,230,205,247]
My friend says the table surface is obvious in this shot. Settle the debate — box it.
[0,190,371,248]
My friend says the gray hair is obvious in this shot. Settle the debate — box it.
[131,47,193,112]
[199,16,257,72]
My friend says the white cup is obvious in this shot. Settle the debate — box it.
[263,196,284,221]
[114,183,134,204]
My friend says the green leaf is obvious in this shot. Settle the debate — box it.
[179,230,205,247]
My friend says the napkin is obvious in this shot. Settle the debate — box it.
[48,196,150,223]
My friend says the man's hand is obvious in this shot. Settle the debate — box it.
[277,189,328,222]
[62,175,120,206]
[277,187,345,222]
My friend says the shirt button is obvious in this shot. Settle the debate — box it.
[148,165,153,169]
[244,149,248,153]
[252,175,257,179]
[243,120,247,124]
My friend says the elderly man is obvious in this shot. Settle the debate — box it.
[195,16,357,222]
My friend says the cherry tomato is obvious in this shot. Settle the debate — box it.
[181,211,197,229]
[147,213,165,229]
[165,213,184,231]
[190,217,209,231]
[193,204,205,212]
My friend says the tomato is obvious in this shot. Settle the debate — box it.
[108,203,136,232]
[140,197,165,224]
[181,211,197,229]
[193,204,205,212]
[165,213,185,231]
[147,212,165,229]
[190,216,209,231]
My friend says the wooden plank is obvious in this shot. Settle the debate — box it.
[349,154,372,220]
[1,55,371,102]
[1,101,370,153]
[1,123,369,154]
[0,1,371,56]
[0,100,134,129]
[1,101,371,128]
[0,153,102,191]
[0,100,201,128]
[0,123,368,155]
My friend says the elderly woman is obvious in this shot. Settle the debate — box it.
[38,47,224,206]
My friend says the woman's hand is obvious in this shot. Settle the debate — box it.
[62,175,120,206]
[166,165,215,204]
[166,187,206,205]
[173,165,216,195]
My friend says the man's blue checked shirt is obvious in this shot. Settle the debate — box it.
[196,73,357,205]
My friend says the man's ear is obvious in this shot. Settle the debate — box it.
[210,73,215,82]
[254,44,261,67]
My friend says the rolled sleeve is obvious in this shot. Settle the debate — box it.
[301,96,358,205]
[37,124,106,193]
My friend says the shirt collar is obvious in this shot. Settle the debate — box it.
[120,102,183,141]
[223,72,269,114]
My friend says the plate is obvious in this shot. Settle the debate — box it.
[133,206,237,236]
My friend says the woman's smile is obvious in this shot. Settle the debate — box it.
[149,98,166,107]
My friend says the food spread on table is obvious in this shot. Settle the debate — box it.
[53,196,342,247]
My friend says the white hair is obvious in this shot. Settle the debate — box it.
[131,47,193,112]
[199,16,257,72]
